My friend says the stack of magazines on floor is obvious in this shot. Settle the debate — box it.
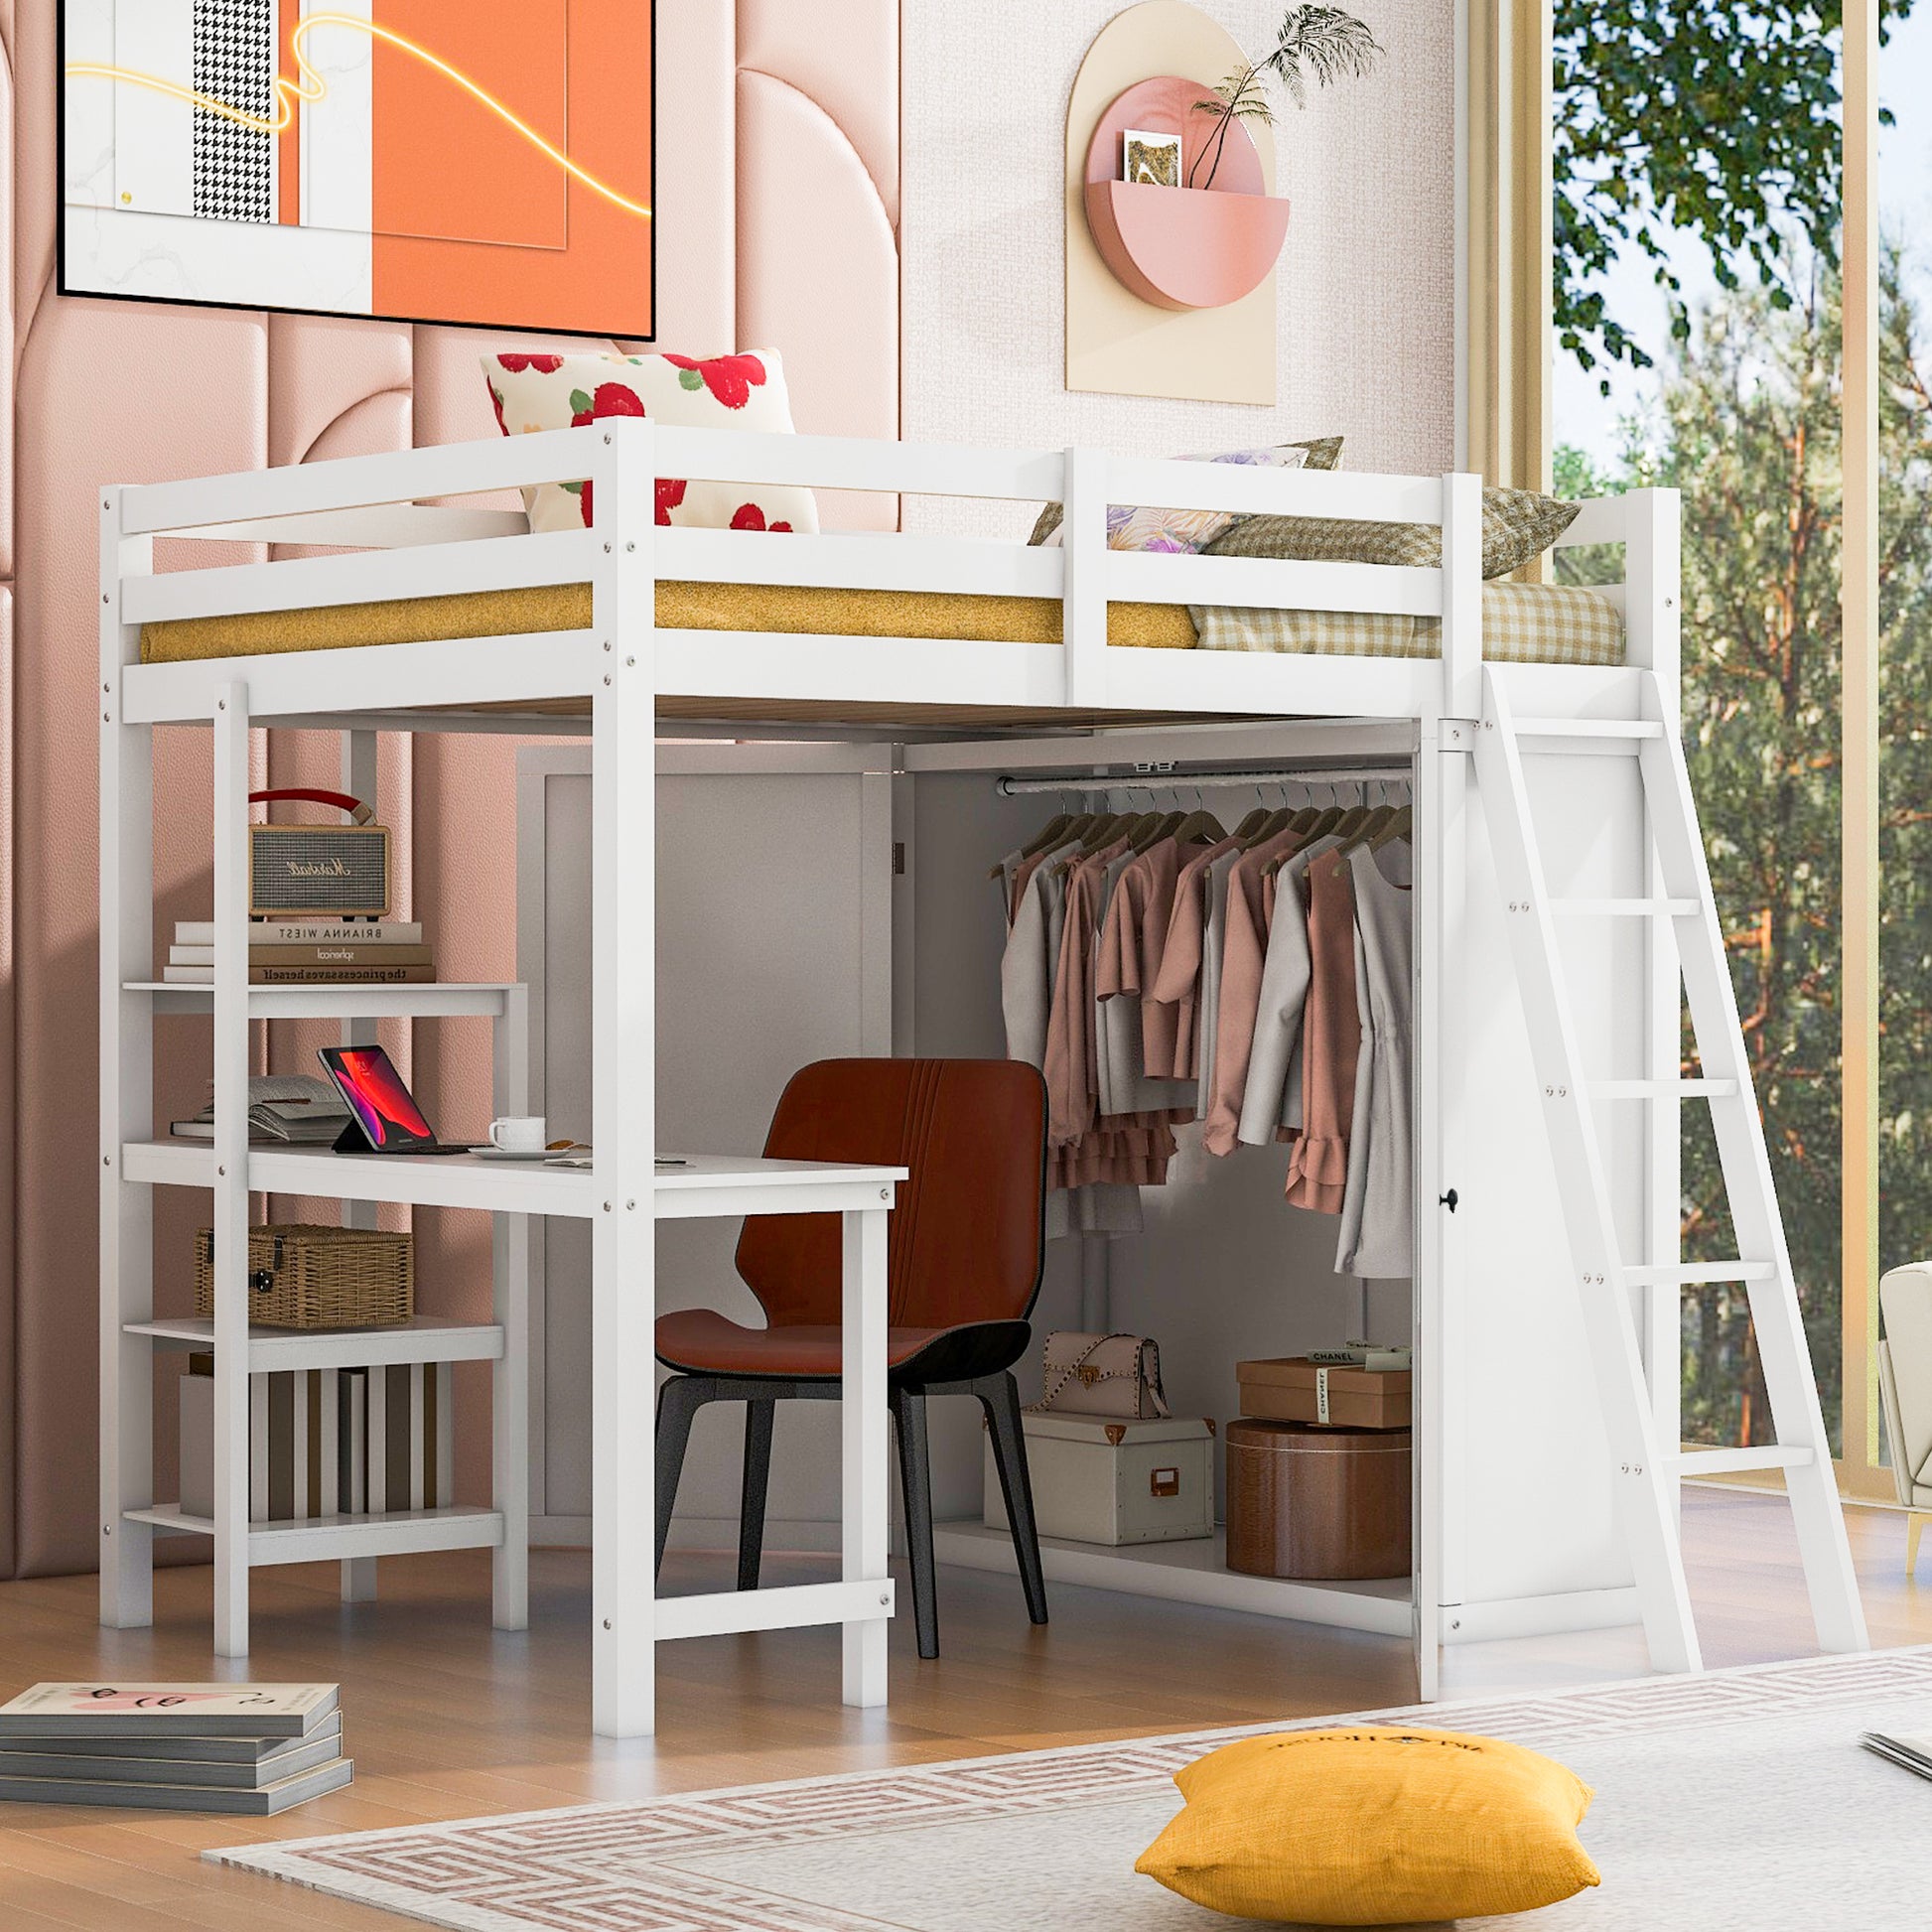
[164,916,434,985]
[0,1683,350,1814]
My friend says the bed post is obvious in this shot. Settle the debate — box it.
[99,484,156,1631]
[589,416,658,1736]
[211,679,253,1657]
[1440,473,1483,720]
[1061,446,1108,712]
[337,727,382,1606]
[1621,489,1685,1469]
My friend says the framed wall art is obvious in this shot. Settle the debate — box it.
[61,1,654,337]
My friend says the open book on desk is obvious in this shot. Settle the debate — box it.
[170,1075,349,1145]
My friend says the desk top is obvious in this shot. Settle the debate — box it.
[126,1142,906,1220]
[651,1155,907,1191]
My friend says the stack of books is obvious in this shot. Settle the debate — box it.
[164,918,434,985]
[0,1683,350,1814]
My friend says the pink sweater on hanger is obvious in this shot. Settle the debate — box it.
[1202,826,1307,1156]
[1148,836,1241,1078]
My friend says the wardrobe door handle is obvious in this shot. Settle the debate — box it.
[1440,1187,1459,1212]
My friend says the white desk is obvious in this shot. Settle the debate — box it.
[640,1155,904,1715]
[112,1138,902,1734]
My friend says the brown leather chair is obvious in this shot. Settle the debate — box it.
[654,1057,1050,1657]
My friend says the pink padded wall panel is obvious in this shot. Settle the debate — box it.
[0,51,15,580]
[738,0,898,225]
[737,69,898,530]
[16,299,269,1573]
[0,589,14,1579]
[268,317,413,471]
[1,0,897,1570]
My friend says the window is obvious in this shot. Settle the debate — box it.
[1551,0,1863,1467]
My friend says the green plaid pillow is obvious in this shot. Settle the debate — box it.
[1027,437,1345,547]
[1203,484,1580,580]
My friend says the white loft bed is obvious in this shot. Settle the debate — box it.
[98,420,1772,1741]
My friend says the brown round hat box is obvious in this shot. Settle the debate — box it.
[1225,1418,1412,1580]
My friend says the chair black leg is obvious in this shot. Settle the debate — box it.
[738,1398,777,1590]
[891,1385,941,1659]
[978,1371,1049,1626]
[654,1375,711,1580]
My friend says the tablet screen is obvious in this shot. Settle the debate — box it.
[319,1045,437,1151]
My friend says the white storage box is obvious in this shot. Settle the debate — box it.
[984,1413,1214,1547]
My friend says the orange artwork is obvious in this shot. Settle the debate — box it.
[61,0,655,339]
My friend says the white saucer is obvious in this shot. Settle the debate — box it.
[469,1146,558,1161]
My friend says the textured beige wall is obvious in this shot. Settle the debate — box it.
[900,0,1456,535]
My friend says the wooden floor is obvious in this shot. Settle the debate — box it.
[0,1488,1925,1929]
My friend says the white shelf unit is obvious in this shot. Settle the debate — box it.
[104,970,535,1634]
[124,1503,506,1567]
[123,1313,506,1373]
[98,418,1718,1739]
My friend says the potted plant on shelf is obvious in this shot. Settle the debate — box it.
[1188,5,1384,191]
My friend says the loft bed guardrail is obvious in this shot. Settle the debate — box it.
[102,424,1675,733]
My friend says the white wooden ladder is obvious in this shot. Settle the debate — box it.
[1473,665,1869,1673]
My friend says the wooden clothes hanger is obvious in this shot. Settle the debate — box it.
[1020,811,1075,857]
[1370,803,1414,850]
[1331,804,1402,859]
[989,807,1091,880]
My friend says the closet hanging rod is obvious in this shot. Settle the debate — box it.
[994,765,1412,797]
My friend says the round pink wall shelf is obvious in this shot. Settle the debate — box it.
[1082,75,1291,312]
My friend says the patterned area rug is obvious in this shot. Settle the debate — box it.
[207,1647,1931,1930]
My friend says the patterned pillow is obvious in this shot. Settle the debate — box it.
[1203,483,1579,580]
[482,349,819,536]
[1027,438,1341,550]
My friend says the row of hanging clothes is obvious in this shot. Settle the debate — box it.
[996,776,1415,1277]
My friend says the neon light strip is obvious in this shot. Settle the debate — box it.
[67,10,651,224]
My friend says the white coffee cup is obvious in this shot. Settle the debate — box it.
[488,1115,547,1153]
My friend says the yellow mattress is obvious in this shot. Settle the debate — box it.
[139,582,1197,662]
[139,577,1626,669]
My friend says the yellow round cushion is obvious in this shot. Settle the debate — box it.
[1135,1725,1600,1925]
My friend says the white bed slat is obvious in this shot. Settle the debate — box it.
[121,427,598,534]
[653,630,1070,710]
[125,630,604,725]
[1102,459,1444,523]
[1551,497,1631,548]
[1104,646,1445,724]
[650,426,1064,500]
[654,528,1063,598]
[124,530,597,626]
[164,506,531,549]
[1108,552,1443,616]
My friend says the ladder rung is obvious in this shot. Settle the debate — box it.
[1513,718,1667,740]
[1549,897,1699,917]
[1624,1261,1778,1287]
[1665,1447,1817,1477]
[1586,1079,1740,1101]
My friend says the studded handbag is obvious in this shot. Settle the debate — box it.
[1035,1330,1172,1421]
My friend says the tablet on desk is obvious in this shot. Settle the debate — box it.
[316,1044,476,1156]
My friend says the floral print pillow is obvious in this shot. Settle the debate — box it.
[482,348,819,536]
[1035,443,1313,552]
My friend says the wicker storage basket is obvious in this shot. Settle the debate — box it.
[194,1223,414,1330]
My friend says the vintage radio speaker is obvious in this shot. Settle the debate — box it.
[247,789,392,918]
